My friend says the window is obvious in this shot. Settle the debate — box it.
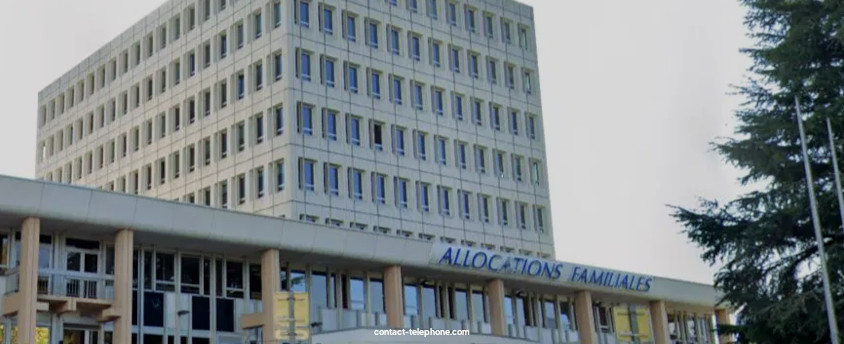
[188,145,196,172]
[534,206,546,233]
[323,57,335,87]
[200,138,211,167]
[450,47,460,73]
[519,26,529,50]
[370,70,381,99]
[456,141,467,169]
[298,103,313,135]
[427,0,438,19]
[276,160,285,191]
[236,22,245,49]
[472,99,482,125]
[300,159,315,191]
[391,77,403,105]
[274,52,283,80]
[237,174,246,204]
[395,178,408,208]
[512,155,523,181]
[345,14,356,41]
[346,64,359,92]
[188,51,196,76]
[322,6,334,33]
[350,169,363,200]
[418,182,430,212]
[393,126,406,156]
[348,115,361,146]
[484,14,494,38]
[527,115,538,139]
[516,202,527,229]
[299,50,311,81]
[373,174,386,204]
[436,137,447,165]
[219,80,228,108]
[324,110,338,140]
[275,105,284,135]
[203,42,211,68]
[255,114,265,143]
[219,130,228,159]
[509,110,519,135]
[410,35,421,61]
[219,32,227,58]
[447,2,457,25]
[487,58,498,84]
[255,62,263,90]
[523,69,534,94]
[453,93,464,120]
[412,83,423,110]
[438,186,451,216]
[497,198,509,226]
[257,168,265,198]
[409,0,418,12]
[254,11,263,39]
[494,150,506,178]
[188,98,196,123]
[371,121,384,150]
[326,164,339,195]
[390,27,401,55]
[490,104,501,130]
[465,7,476,32]
[502,20,512,43]
[505,63,515,89]
[531,160,542,186]
[415,131,427,160]
[459,191,471,220]
[298,0,310,27]
[431,41,441,67]
[474,146,486,173]
[432,88,443,115]
[368,22,379,48]
[237,72,245,99]
[273,1,282,27]
[468,53,479,78]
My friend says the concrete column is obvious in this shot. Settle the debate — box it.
[113,229,134,344]
[574,291,597,344]
[384,265,403,329]
[487,279,506,336]
[261,249,280,342]
[18,217,40,344]
[715,309,731,344]
[649,301,670,344]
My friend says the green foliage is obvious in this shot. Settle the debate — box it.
[671,0,844,343]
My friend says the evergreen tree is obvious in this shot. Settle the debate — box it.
[671,1,844,343]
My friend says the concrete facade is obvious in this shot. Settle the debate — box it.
[34,0,553,259]
[0,175,730,344]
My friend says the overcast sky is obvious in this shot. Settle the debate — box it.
[0,1,750,284]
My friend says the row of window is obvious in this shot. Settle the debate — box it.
[42,100,544,193]
[38,0,282,128]
[38,0,535,128]
[303,0,534,51]
[37,46,541,163]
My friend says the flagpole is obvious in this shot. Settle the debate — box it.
[795,96,840,344]
[827,117,844,251]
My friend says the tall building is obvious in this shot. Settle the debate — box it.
[35,0,552,258]
[5,0,733,344]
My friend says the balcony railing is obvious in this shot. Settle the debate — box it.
[4,269,114,299]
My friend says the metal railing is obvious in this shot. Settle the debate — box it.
[3,269,114,299]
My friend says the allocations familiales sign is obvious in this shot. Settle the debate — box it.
[430,244,654,293]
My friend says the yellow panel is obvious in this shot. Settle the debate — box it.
[636,307,652,341]
[10,326,50,344]
[614,307,633,341]
[273,291,311,340]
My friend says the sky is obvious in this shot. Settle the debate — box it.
[0,1,751,284]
